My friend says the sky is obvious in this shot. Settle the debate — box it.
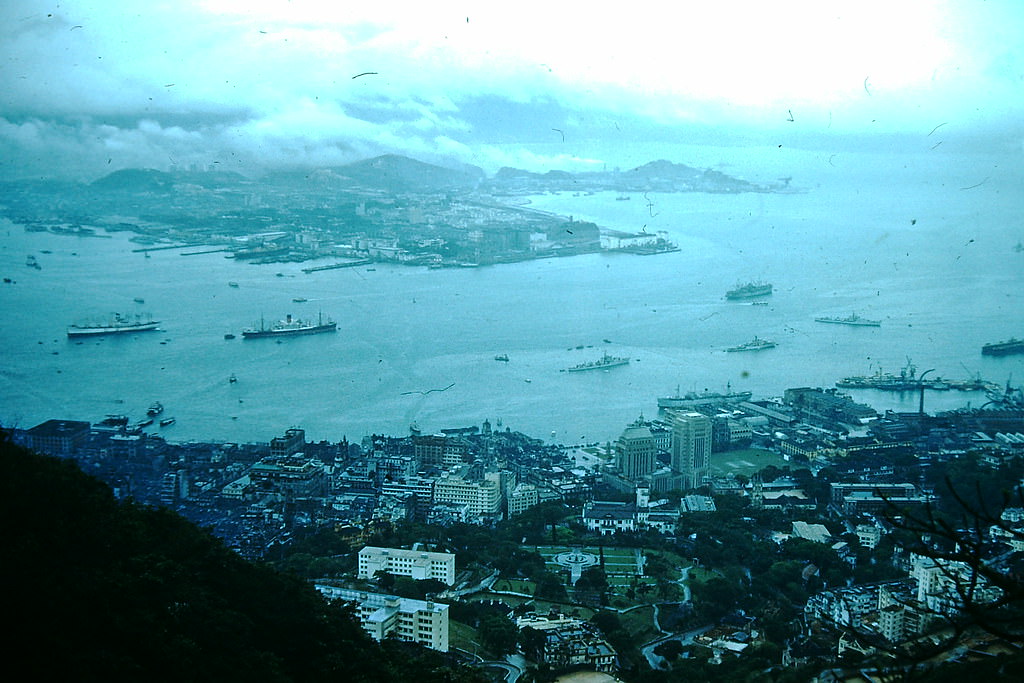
[1,0,1022,181]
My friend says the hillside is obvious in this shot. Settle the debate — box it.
[0,433,485,682]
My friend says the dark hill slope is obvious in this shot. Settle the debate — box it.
[0,433,484,682]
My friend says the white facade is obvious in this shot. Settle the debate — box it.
[357,546,456,586]
[508,483,540,516]
[434,473,502,517]
[316,586,449,652]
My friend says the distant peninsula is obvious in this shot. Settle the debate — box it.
[3,154,790,268]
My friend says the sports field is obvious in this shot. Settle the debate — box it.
[708,448,790,477]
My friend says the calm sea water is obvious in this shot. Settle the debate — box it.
[2,147,1022,445]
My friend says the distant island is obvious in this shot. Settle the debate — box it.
[2,154,790,268]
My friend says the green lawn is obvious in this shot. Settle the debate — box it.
[708,448,790,477]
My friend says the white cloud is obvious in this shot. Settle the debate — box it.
[1,0,1021,179]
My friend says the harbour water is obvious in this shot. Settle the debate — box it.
[1,147,1022,445]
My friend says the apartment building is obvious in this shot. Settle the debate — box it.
[315,586,449,652]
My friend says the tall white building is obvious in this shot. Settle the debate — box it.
[357,546,456,586]
[316,586,449,652]
[670,411,711,489]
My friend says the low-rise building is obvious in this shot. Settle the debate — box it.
[357,545,456,585]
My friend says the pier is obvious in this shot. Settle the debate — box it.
[302,259,373,273]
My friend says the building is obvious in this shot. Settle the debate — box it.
[357,546,456,585]
[670,411,711,489]
[433,471,502,519]
[24,419,91,456]
[830,482,925,514]
[583,487,680,536]
[316,586,449,652]
[792,521,833,544]
[270,427,305,457]
[542,625,617,672]
[414,435,470,467]
[248,455,327,498]
[508,483,540,516]
[615,419,656,479]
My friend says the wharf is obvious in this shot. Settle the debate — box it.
[131,244,193,253]
[302,259,373,273]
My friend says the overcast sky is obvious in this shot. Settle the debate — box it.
[1,0,1022,180]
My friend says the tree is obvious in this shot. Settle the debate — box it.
[880,477,1024,651]
[478,613,519,656]
[533,571,568,602]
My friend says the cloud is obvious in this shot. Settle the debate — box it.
[1,0,1022,180]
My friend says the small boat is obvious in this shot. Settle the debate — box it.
[228,282,239,288]
[224,333,236,340]
[146,401,164,416]
[494,354,510,362]
[134,297,145,304]
[292,297,308,303]
[137,418,153,428]
[159,417,176,427]
[229,373,237,383]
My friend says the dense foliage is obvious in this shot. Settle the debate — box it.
[0,434,486,682]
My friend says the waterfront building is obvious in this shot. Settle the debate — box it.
[670,411,711,489]
[357,546,456,585]
[315,586,449,652]
[24,419,91,457]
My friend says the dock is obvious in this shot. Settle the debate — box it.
[302,259,373,273]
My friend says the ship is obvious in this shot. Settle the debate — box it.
[814,313,881,327]
[159,417,176,427]
[564,352,631,372]
[726,336,777,352]
[658,385,753,409]
[146,401,164,416]
[67,313,160,337]
[242,312,337,338]
[725,281,773,300]
[494,354,510,362]
[982,338,1024,357]
[835,361,994,391]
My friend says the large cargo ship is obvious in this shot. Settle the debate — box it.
[982,338,1024,356]
[815,313,881,327]
[726,281,772,300]
[564,352,631,372]
[726,337,777,352]
[242,313,336,338]
[67,313,160,337]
